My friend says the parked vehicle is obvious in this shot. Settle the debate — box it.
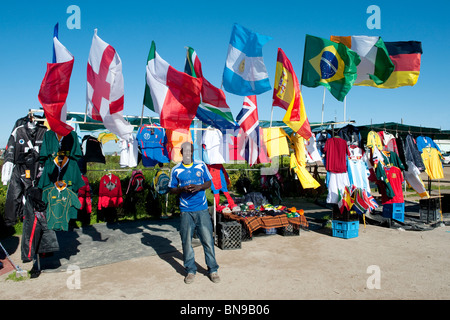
[442,153,450,164]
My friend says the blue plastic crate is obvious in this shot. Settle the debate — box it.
[332,220,359,239]
[382,203,405,222]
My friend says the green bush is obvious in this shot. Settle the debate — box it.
[1,155,327,237]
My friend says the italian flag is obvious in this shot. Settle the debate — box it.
[143,41,202,130]
[330,35,394,85]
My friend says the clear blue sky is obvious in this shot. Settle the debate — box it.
[1,0,448,148]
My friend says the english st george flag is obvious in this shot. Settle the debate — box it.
[86,29,133,141]
[38,23,74,137]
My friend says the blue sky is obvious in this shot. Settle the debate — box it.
[1,0,448,149]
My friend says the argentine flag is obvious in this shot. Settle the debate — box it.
[223,23,272,96]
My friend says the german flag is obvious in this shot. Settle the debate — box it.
[356,41,422,89]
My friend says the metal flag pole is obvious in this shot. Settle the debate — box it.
[269,104,274,128]
[344,96,347,122]
[321,87,326,124]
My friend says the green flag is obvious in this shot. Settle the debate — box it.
[301,34,360,102]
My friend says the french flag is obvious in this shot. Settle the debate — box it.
[38,23,74,136]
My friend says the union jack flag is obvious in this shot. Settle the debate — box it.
[236,96,260,165]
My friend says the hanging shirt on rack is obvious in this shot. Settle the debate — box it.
[39,130,82,163]
[404,134,425,172]
[38,155,85,193]
[381,150,405,171]
[82,135,106,164]
[323,137,350,173]
[97,132,119,145]
[42,181,81,231]
[98,173,123,210]
[119,136,138,168]
[2,121,48,226]
[78,175,92,214]
[347,146,370,191]
[136,125,170,167]
[202,128,227,164]
[377,131,398,154]
[421,147,444,180]
[166,129,193,162]
[416,136,441,153]
[366,130,383,151]
[376,166,404,205]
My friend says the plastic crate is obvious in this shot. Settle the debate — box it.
[332,220,359,239]
[217,221,241,250]
[278,223,300,236]
[419,197,440,211]
[382,202,405,222]
[419,198,441,223]
[419,209,441,223]
[241,225,252,242]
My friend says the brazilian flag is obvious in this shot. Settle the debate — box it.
[301,34,360,102]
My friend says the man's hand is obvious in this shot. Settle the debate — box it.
[186,184,203,193]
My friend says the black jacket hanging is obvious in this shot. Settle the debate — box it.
[82,135,106,164]
[21,187,59,263]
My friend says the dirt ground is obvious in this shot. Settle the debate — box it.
[1,221,449,302]
[1,167,450,303]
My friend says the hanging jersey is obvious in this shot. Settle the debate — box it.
[421,147,444,180]
[42,182,81,231]
[119,136,138,168]
[202,129,227,164]
[169,160,212,212]
[82,135,106,164]
[377,166,404,204]
[166,129,193,162]
[78,175,92,213]
[98,173,123,209]
[136,125,170,167]
[39,130,82,163]
[324,137,350,173]
[38,155,85,193]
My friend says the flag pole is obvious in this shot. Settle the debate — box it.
[140,103,145,126]
[321,87,326,124]
[269,104,274,128]
[344,96,347,122]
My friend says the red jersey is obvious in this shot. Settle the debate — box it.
[324,137,350,173]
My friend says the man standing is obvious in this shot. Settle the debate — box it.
[169,142,220,284]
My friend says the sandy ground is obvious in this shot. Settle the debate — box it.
[1,166,450,303]
[1,218,449,301]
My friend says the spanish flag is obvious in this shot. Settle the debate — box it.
[273,48,312,140]
[354,41,422,88]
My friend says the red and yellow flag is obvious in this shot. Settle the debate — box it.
[273,48,312,140]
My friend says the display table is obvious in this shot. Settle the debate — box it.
[220,211,308,236]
